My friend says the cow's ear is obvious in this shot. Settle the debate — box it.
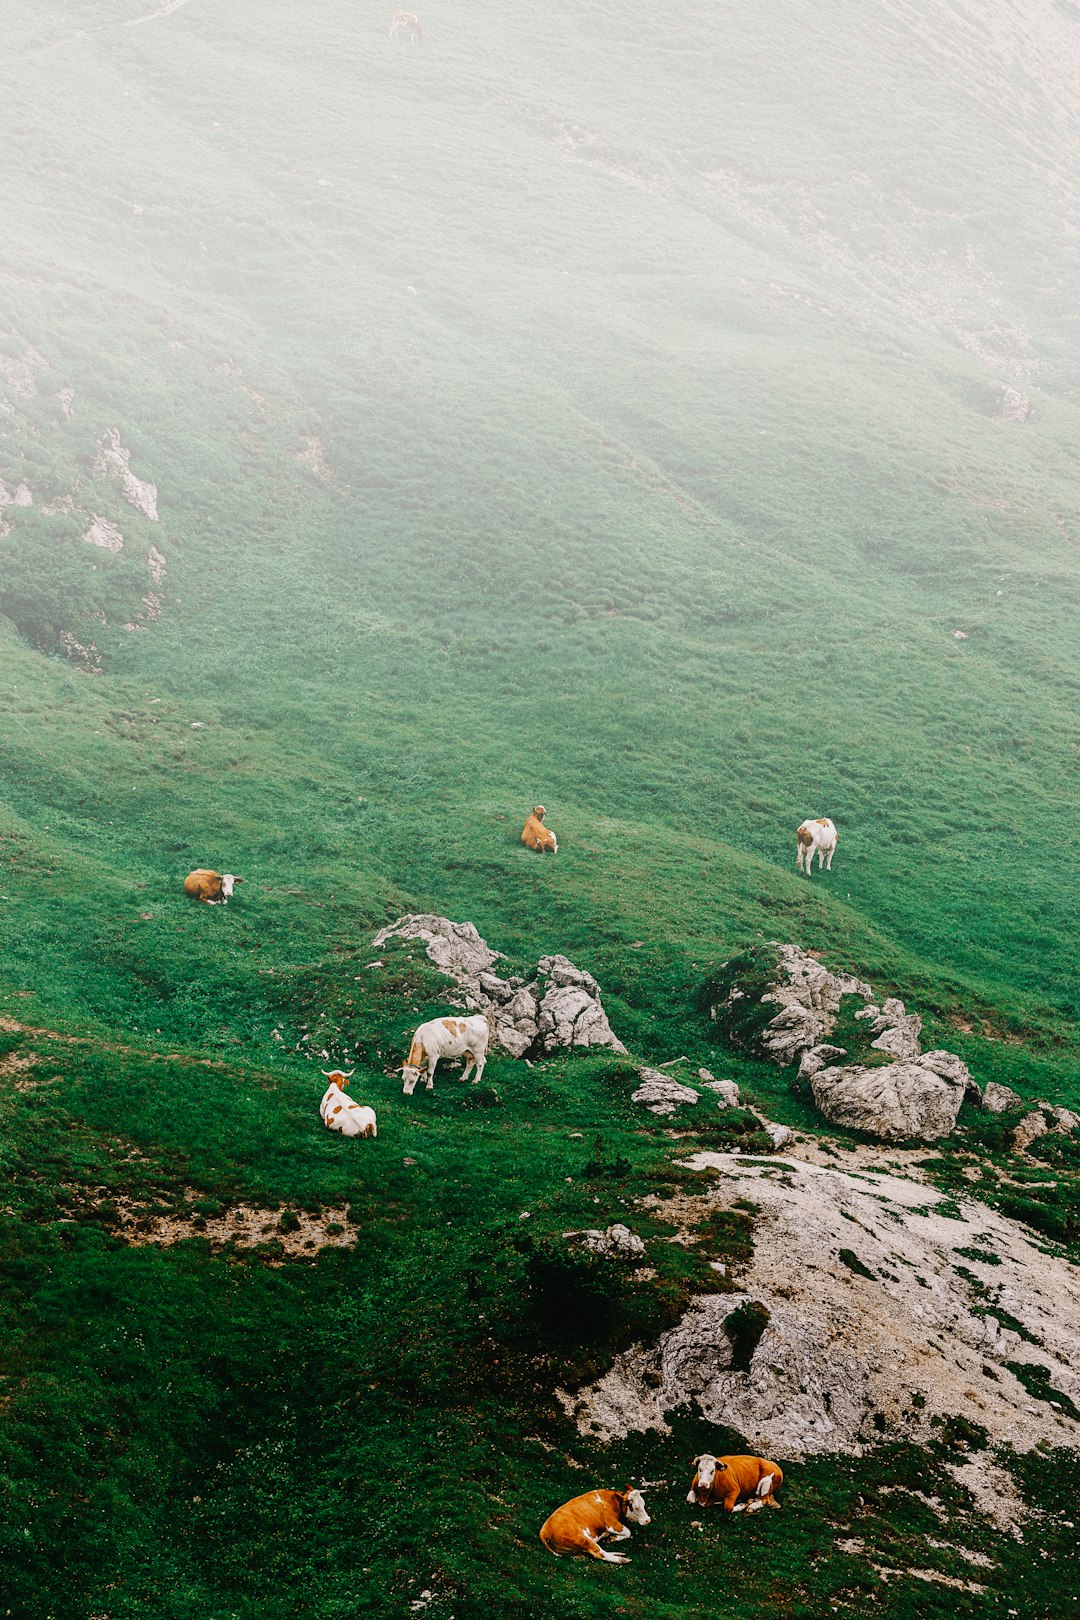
[234,876,244,884]
[691,1455,703,1466]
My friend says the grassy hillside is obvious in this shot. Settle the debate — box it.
[1,1,1078,1615]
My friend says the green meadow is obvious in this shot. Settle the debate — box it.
[1,0,1078,1614]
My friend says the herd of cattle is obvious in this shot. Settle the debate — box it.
[182,806,830,1558]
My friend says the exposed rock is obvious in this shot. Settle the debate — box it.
[632,1068,699,1116]
[580,1224,646,1261]
[712,944,977,1141]
[1052,1106,1079,1134]
[562,1149,1080,1489]
[0,340,46,397]
[147,544,167,585]
[996,384,1031,423]
[371,915,624,1057]
[40,495,74,515]
[1013,1111,1048,1152]
[811,1061,967,1142]
[798,1043,848,1079]
[983,1081,1022,1113]
[57,631,102,673]
[94,427,158,520]
[83,514,124,552]
[763,1121,795,1150]
[702,1077,742,1108]
[0,479,33,507]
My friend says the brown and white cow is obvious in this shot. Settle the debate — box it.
[795,817,838,875]
[389,10,422,40]
[539,1488,651,1563]
[183,869,243,905]
[521,805,558,854]
[401,1014,490,1095]
[319,1070,377,1138]
[686,1453,783,1513]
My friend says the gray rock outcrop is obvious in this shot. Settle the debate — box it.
[580,1224,647,1261]
[710,943,982,1141]
[811,1061,968,1142]
[983,1081,1023,1113]
[631,1069,699,1116]
[371,915,625,1058]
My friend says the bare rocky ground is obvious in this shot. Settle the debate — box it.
[561,1142,1080,1523]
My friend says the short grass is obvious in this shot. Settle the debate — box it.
[1,0,1079,1614]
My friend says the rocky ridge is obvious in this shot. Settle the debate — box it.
[370,914,626,1058]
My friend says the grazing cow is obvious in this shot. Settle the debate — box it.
[539,1488,651,1563]
[320,1070,377,1138]
[183,869,243,905]
[686,1454,783,1513]
[795,817,838,875]
[389,10,422,40]
[521,805,558,854]
[401,1014,490,1096]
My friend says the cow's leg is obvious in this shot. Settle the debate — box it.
[425,1055,438,1090]
[764,1495,782,1509]
[607,1526,631,1543]
[825,846,834,869]
[746,1498,764,1513]
[471,1050,486,1085]
[583,1534,628,1563]
[460,1051,476,1084]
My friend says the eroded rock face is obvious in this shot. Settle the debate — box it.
[811,1061,967,1142]
[580,1224,647,1261]
[562,1150,1080,1475]
[371,915,625,1057]
[711,944,981,1141]
[983,1081,1023,1113]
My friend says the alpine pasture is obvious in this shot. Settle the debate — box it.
[1,1,1078,1616]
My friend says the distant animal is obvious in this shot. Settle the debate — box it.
[686,1454,783,1513]
[389,10,422,40]
[795,817,838,875]
[539,1488,651,1563]
[401,1014,490,1096]
[319,1070,377,1138]
[521,805,558,854]
[183,869,243,905]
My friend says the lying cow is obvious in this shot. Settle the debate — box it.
[402,1014,490,1095]
[539,1488,650,1563]
[319,1070,377,1138]
[686,1453,783,1513]
[795,817,838,875]
[521,805,558,854]
[183,869,243,904]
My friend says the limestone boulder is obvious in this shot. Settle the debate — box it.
[632,1069,700,1116]
[983,1081,1023,1113]
[581,1224,647,1261]
[811,1060,967,1142]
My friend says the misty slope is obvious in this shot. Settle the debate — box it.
[1,4,1080,1617]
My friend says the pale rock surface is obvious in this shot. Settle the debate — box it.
[983,1081,1023,1113]
[581,1224,647,1261]
[798,1043,848,1079]
[811,1061,967,1141]
[1013,1111,1048,1152]
[631,1069,699,1116]
[83,514,124,552]
[562,1150,1080,1489]
[702,1078,742,1107]
[94,428,159,520]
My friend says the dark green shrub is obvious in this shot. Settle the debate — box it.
[723,1300,771,1370]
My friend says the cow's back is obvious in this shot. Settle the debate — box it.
[539,1490,619,1554]
[718,1455,783,1498]
[184,868,220,900]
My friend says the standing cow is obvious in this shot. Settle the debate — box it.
[401,1015,490,1095]
[795,818,838,875]
[183,870,243,904]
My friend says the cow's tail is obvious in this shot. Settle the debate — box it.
[756,1474,775,1498]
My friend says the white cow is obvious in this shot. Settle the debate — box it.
[320,1070,377,1138]
[402,1015,490,1096]
[796,817,838,875]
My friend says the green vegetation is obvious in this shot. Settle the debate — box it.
[1,0,1079,1614]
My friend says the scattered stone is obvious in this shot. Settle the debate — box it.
[1013,1111,1048,1153]
[995,385,1031,423]
[94,428,158,519]
[579,1224,646,1261]
[82,514,124,553]
[798,1044,848,1079]
[702,1078,742,1108]
[983,1082,1022,1113]
[763,1122,795,1150]
[631,1068,700,1116]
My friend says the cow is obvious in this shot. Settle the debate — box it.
[539,1488,651,1563]
[401,1014,490,1096]
[795,817,838,875]
[319,1070,377,1138]
[389,10,422,40]
[521,805,558,854]
[183,869,243,905]
[686,1454,783,1513]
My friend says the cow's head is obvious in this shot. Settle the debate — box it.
[322,1069,354,1089]
[533,806,546,821]
[621,1488,650,1526]
[690,1454,723,1497]
[220,874,243,899]
[402,1064,421,1096]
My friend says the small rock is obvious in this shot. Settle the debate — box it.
[983,1082,1023,1113]
[1013,1112,1048,1152]
[798,1044,848,1079]
[703,1078,742,1108]
[764,1121,795,1150]
[632,1069,700,1116]
[583,1224,646,1261]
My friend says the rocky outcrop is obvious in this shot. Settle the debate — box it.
[631,1069,699,1116]
[371,915,626,1058]
[710,944,980,1141]
[983,1082,1022,1113]
[577,1224,647,1262]
[94,428,158,520]
[811,1061,968,1143]
[561,1149,1080,1480]
[996,384,1031,423]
